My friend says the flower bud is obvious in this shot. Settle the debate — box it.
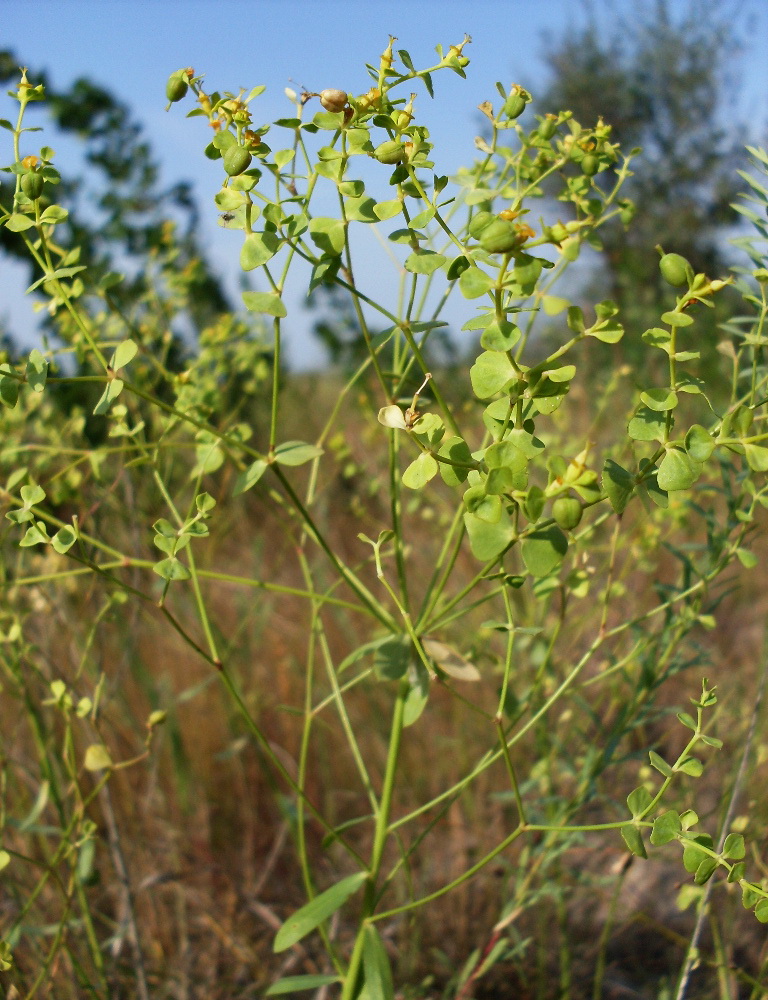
[320,89,348,113]
[223,145,252,176]
[552,496,583,531]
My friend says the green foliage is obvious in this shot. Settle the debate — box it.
[1,35,768,999]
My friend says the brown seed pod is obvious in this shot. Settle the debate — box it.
[319,89,348,113]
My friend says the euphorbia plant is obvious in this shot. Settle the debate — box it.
[1,39,768,999]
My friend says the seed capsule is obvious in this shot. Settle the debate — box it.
[373,140,406,165]
[468,211,495,240]
[552,497,583,531]
[319,89,348,113]
[21,170,44,200]
[223,145,252,176]
[166,71,188,104]
[659,252,690,287]
[478,218,521,254]
[581,154,599,176]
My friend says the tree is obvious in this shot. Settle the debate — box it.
[0,50,231,342]
[538,0,746,366]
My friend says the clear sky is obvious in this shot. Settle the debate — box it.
[2,0,767,367]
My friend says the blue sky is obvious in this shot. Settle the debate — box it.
[2,0,767,366]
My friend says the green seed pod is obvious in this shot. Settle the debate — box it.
[552,496,583,531]
[21,170,44,200]
[478,218,520,254]
[538,116,557,140]
[223,145,252,177]
[373,140,406,165]
[581,154,599,176]
[468,211,495,240]
[503,86,529,120]
[659,252,690,287]
[166,72,188,104]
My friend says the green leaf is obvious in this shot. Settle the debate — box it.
[642,327,672,353]
[362,924,395,1000]
[39,204,68,224]
[52,526,77,554]
[403,669,429,726]
[20,521,50,547]
[723,833,745,860]
[627,785,653,818]
[274,872,368,952]
[242,290,287,317]
[93,378,124,415]
[0,366,19,408]
[657,448,702,492]
[6,212,36,232]
[521,526,568,577]
[728,861,746,884]
[541,295,570,315]
[233,459,268,495]
[0,850,10,872]
[26,349,48,392]
[345,195,378,223]
[480,321,521,352]
[744,442,768,472]
[685,424,715,462]
[736,548,758,569]
[627,406,667,441]
[402,453,438,489]
[640,388,678,412]
[648,750,673,778]
[459,266,495,299]
[112,339,138,370]
[677,757,703,777]
[20,484,45,506]
[373,200,402,221]
[404,250,446,275]
[463,509,514,561]
[438,436,473,486]
[755,898,768,922]
[153,557,191,581]
[470,351,517,399]
[662,310,694,327]
[240,231,280,270]
[650,810,682,846]
[309,217,346,255]
[409,206,436,229]
[620,825,647,858]
[84,744,112,771]
[602,459,634,514]
[273,441,323,466]
[694,857,718,884]
[265,976,341,996]
[374,637,411,680]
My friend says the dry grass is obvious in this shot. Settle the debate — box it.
[2,370,768,999]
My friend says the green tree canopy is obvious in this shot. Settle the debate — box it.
[539,0,746,364]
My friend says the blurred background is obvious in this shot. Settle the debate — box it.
[2,0,767,367]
